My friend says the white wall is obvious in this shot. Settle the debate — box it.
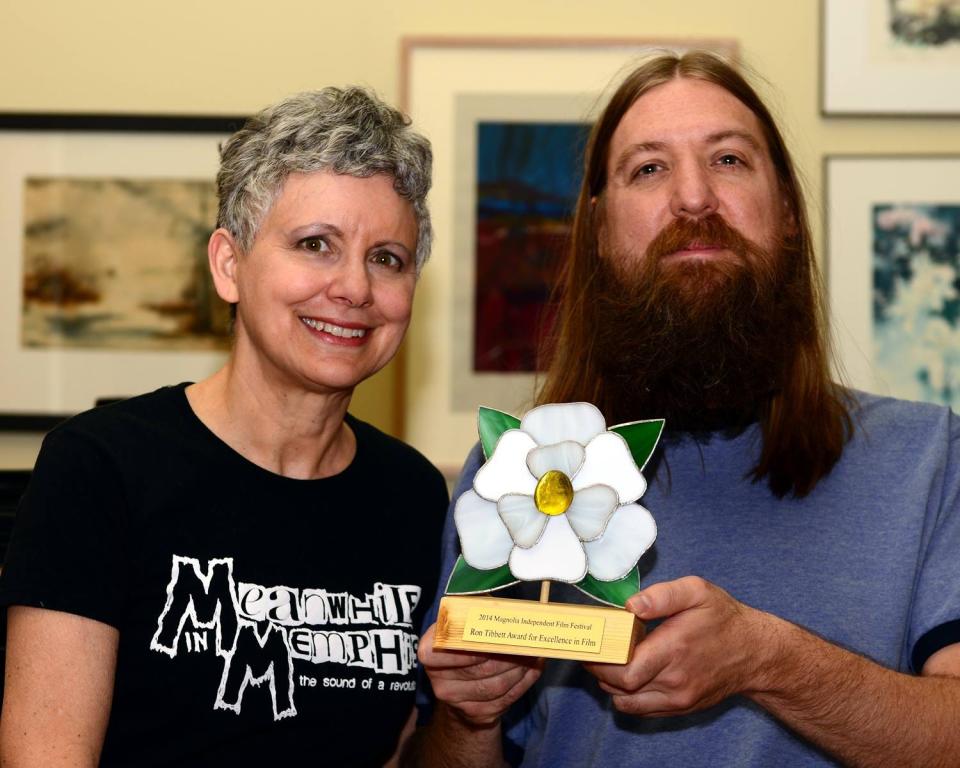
[2,0,959,468]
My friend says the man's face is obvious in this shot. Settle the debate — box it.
[600,77,787,270]
[589,77,812,429]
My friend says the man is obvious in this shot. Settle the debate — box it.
[410,52,960,767]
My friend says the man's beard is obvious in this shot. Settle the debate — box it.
[593,214,815,432]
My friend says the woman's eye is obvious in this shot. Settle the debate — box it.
[299,237,329,253]
[371,250,404,271]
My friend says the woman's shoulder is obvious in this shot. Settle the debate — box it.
[346,413,446,488]
[44,383,193,457]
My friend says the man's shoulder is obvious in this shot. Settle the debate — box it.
[850,390,955,435]
[840,390,959,478]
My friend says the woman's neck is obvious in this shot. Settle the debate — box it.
[186,361,356,480]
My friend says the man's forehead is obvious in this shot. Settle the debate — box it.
[609,78,769,161]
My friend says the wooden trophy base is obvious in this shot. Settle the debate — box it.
[434,594,641,664]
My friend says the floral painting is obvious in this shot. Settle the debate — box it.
[21,177,229,351]
[889,0,960,46]
[474,122,586,373]
[873,204,960,406]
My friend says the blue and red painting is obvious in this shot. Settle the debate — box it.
[474,121,587,372]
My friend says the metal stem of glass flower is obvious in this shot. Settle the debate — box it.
[540,580,551,603]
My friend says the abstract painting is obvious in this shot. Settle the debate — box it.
[474,122,586,373]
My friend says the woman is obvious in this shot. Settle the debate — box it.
[0,88,447,766]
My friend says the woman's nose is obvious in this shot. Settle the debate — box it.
[328,254,373,308]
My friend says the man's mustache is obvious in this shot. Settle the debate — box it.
[644,214,758,263]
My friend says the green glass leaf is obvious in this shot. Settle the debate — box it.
[573,568,641,608]
[445,555,518,595]
[610,419,665,471]
[478,406,521,459]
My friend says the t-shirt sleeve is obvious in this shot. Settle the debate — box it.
[0,423,130,629]
[909,409,960,673]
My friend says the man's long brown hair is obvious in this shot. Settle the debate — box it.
[536,51,852,498]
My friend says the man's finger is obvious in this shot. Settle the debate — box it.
[626,576,711,620]
[611,689,681,717]
[585,631,672,692]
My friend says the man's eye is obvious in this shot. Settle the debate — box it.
[299,237,329,252]
[717,154,744,167]
[632,163,661,179]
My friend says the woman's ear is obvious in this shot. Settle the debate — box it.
[208,228,241,303]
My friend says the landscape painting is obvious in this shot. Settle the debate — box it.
[473,121,587,372]
[21,177,229,351]
[873,203,960,406]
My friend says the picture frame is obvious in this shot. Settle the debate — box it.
[0,115,242,430]
[821,0,960,116]
[399,36,738,471]
[825,155,960,408]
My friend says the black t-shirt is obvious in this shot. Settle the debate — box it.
[0,384,448,766]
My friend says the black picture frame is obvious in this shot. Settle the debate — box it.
[0,111,246,432]
[0,113,247,133]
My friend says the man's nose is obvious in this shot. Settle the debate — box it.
[328,254,373,308]
[669,162,719,219]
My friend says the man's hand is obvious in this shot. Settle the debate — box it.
[585,575,774,717]
[418,622,542,726]
[405,624,542,767]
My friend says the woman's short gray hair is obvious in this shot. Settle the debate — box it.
[216,87,433,271]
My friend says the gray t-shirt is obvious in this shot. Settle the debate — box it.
[425,391,960,767]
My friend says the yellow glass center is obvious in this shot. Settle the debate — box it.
[534,470,574,516]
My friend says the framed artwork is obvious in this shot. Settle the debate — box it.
[826,155,960,408]
[822,0,960,115]
[399,36,738,471]
[0,116,239,430]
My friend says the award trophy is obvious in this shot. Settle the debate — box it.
[434,402,662,664]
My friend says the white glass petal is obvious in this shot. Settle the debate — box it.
[526,441,585,479]
[520,402,606,447]
[498,494,547,548]
[574,432,647,503]
[473,429,537,501]
[565,484,618,541]
[583,503,657,581]
[509,515,587,583]
[454,490,514,570]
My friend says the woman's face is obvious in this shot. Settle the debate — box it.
[227,171,418,395]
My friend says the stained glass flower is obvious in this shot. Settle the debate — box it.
[454,402,658,585]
